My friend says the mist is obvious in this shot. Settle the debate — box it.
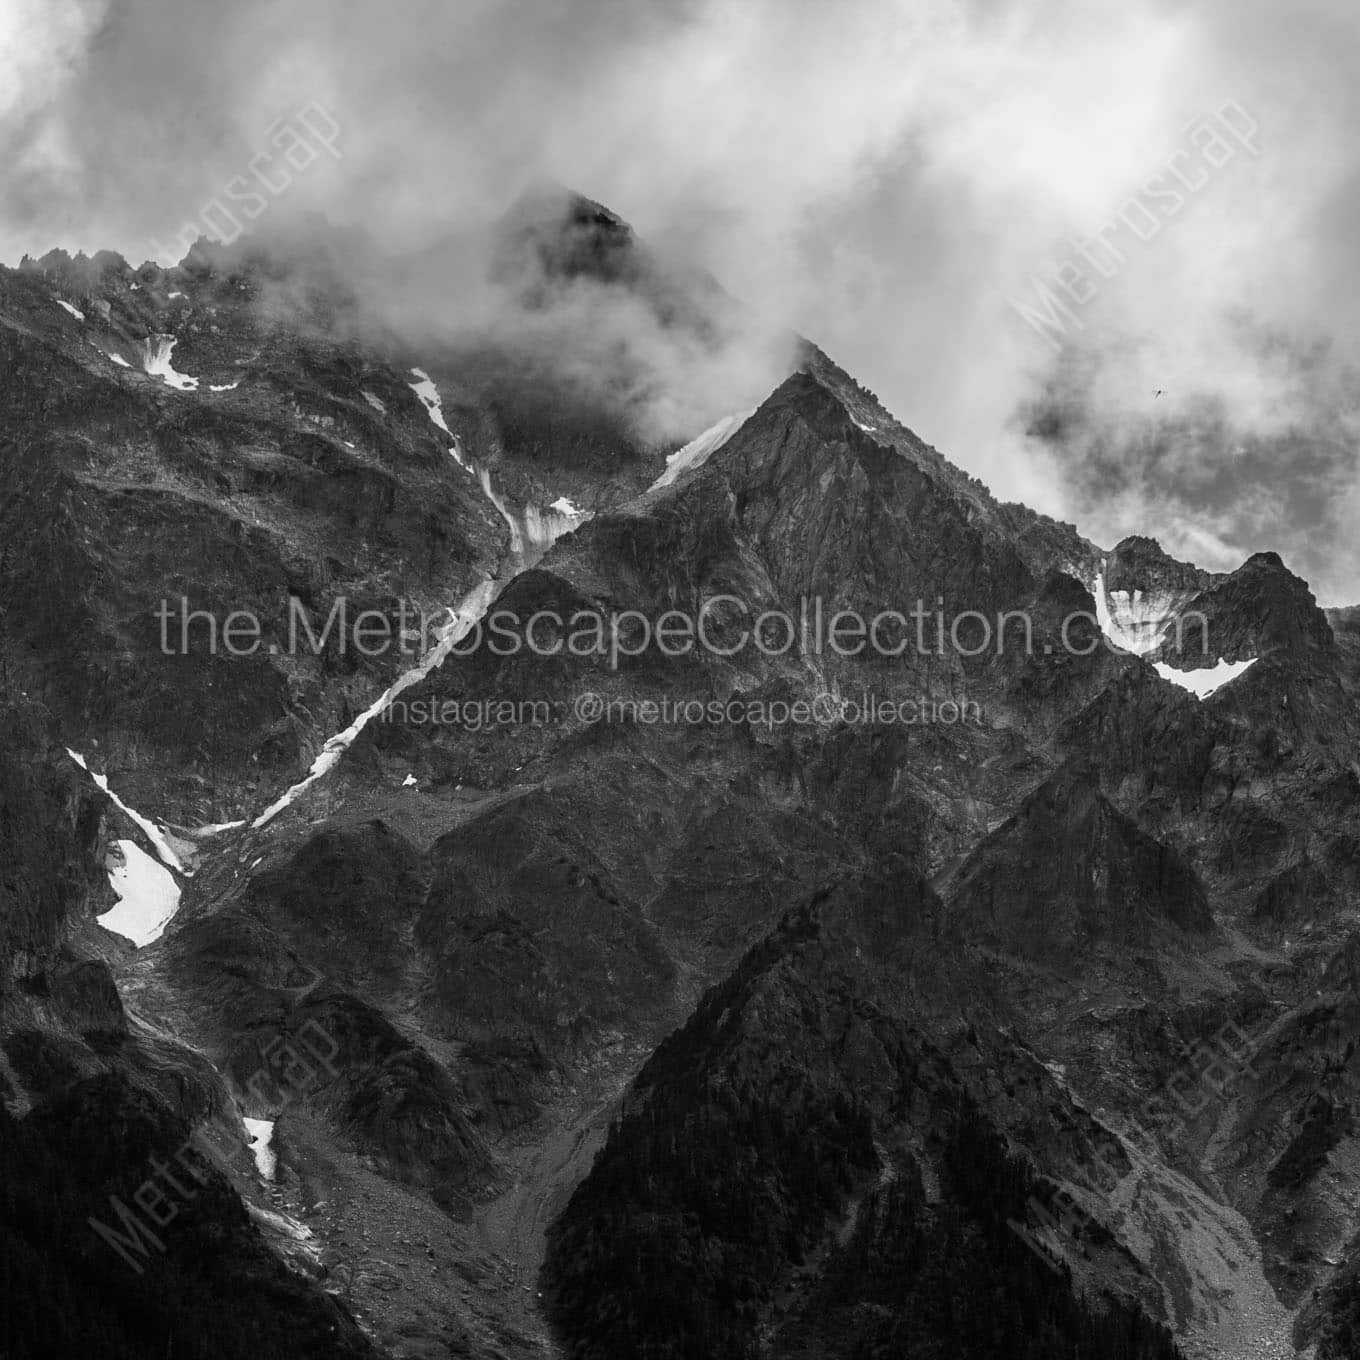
[4,0,1358,598]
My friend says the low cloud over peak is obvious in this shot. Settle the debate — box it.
[5,0,1359,598]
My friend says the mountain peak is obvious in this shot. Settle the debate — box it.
[493,185,641,291]
[1105,535,1215,595]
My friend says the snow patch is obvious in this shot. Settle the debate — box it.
[409,368,475,471]
[56,300,85,321]
[362,390,386,413]
[101,839,181,946]
[650,410,753,492]
[108,353,131,368]
[402,773,418,787]
[244,1118,276,1179]
[209,379,241,392]
[1091,572,1196,657]
[550,495,582,516]
[142,335,199,391]
[1154,656,1257,699]
[409,367,453,435]
[1092,573,1253,697]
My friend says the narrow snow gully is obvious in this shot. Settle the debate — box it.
[249,455,592,828]
[407,363,590,553]
[251,576,498,829]
[409,367,474,471]
[648,410,754,493]
[82,361,593,857]
[67,751,187,872]
[408,367,454,437]
[476,466,588,564]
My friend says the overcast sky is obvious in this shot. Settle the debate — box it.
[4,0,1358,600]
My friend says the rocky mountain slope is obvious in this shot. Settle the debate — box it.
[3,192,1360,1359]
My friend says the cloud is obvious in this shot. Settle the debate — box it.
[0,0,106,124]
[4,0,1359,596]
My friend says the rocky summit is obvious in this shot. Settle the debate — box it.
[4,193,1360,1360]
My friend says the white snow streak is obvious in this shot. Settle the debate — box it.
[66,750,187,873]
[56,300,85,321]
[248,456,587,827]
[189,819,247,838]
[408,367,473,470]
[649,410,753,492]
[477,467,587,561]
[251,578,499,829]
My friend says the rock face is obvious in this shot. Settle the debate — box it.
[1093,535,1217,657]
[946,761,1212,957]
[0,243,504,822]
[0,698,109,975]
[1104,535,1217,598]
[546,877,1182,1360]
[0,701,378,1356]
[1167,551,1336,664]
[6,199,1360,1360]
[1096,535,1335,669]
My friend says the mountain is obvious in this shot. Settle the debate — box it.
[3,193,1360,1358]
